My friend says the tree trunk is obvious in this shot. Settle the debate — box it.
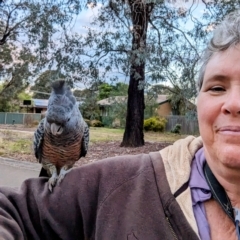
[121,2,154,147]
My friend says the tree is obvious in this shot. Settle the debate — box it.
[0,81,31,112]
[31,70,66,98]
[111,82,128,96]
[98,83,113,100]
[0,0,91,98]
[2,0,240,146]
[74,84,101,120]
[0,42,36,98]
[18,91,32,101]
[59,1,240,147]
[80,94,101,120]
[118,1,155,146]
[97,82,129,100]
[55,1,156,146]
[0,42,34,111]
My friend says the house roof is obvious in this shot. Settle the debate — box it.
[156,95,169,104]
[97,95,169,106]
[97,95,196,107]
[32,99,81,108]
[97,96,127,106]
[32,99,49,108]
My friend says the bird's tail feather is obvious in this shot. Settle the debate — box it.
[39,167,49,177]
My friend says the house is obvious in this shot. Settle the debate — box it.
[20,99,81,115]
[20,99,48,114]
[97,95,196,117]
[156,95,171,116]
[32,99,48,114]
[97,96,127,117]
[156,95,196,116]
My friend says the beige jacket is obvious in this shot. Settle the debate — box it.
[160,136,203,237]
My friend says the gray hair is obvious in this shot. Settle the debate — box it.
[197,10,240,92]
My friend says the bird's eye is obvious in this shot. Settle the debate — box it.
[67,118,70,122]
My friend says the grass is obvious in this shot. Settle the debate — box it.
[89,127,191,143]
[89,127,124,143]
[144,131,191,143]
[0,130,33,156]
[4,139,33,154]
[0,127,194,156]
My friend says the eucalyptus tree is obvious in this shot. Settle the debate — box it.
[51,0,240,147]
[149,0,240,116]
[30,70,66,99]
[1,0,239,145]
[53,0,156,146]
[0,0,92,101]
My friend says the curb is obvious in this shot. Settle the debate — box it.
[0,157,41,172]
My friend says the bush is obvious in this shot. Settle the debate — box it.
[32,120,40,126]
[101,116,114,127]
[84,119,91,127]
[144,117,167,132]
[90,119,103,127]
[171,124,181,134]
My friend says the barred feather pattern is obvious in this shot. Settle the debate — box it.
[80,122,89,157]
[33,80,89,180]
[41,126,83,174]
[33,118,46,162]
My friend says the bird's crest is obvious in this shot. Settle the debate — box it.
[51,80,70,95]
[50,79,76,105]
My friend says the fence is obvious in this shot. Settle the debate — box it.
[165,115,199,135]
[0,112,199,134]
[0,112,42,125]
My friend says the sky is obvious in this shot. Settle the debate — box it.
[72,1,209,35]
[68,1,209,90]
[1,0,214,91]
[71,4,102,35]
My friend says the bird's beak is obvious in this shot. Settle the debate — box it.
[51,123,63,135]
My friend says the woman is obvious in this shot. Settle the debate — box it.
[1,10,240,240]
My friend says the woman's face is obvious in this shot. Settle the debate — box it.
[197,45,240,170]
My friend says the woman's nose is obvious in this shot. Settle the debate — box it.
[221,90,240,116]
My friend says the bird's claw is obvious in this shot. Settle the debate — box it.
[58,168,72,185]
[48,174,58,192]
[47,167,72,191]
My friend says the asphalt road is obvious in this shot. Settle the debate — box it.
[0,128,41,188]
[0,157,41,188]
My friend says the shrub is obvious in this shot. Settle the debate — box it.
[84,119,91,127]
[144,117,167,132]
[101,116,114,127]
[171,124,181,134]
[32,120,40,126]
[90,119,103,127]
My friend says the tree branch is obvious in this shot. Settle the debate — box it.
[149,18,161,45]
[154,15,200,58]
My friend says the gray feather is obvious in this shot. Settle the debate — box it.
[33,80,89,181]
[80,122,89,158]
[33,118,45,162]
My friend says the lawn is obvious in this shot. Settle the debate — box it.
[0,127,192,158]
[89,127,190,143]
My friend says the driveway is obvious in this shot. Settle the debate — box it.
[0,157,41,188]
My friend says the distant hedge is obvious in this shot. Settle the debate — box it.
[144,117,167,132]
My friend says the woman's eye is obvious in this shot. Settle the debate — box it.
[210,86,225,92]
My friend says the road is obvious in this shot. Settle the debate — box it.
[0,157,41,188]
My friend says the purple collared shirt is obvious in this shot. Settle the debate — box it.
[189,147,212,240]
